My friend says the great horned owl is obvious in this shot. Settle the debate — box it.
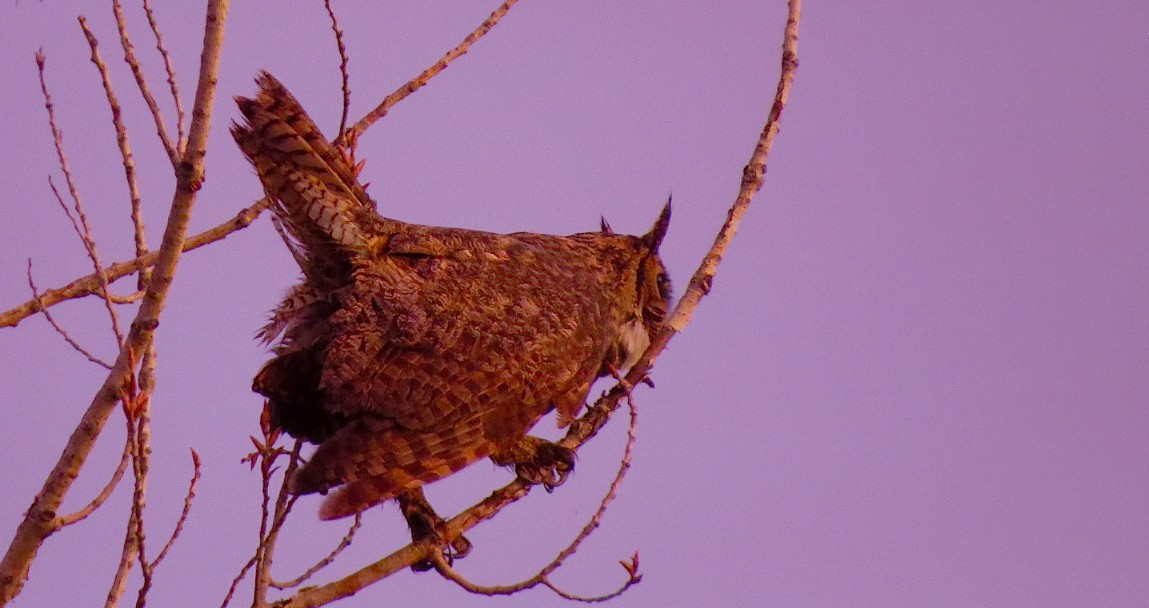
[232,74,671,539]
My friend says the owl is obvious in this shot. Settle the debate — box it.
[231,73,671,557]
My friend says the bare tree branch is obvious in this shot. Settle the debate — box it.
[220,554,258,608]
[78,15,151,290]
[270,513,362,591]
[135,448,201,608]
[2,0,522,333]
[141,0,186,153]
[0,197,270,331]
[104,403,143,608]
[336,0,520,147]
[109,290,146,305]
[127,392,153,608]
[153,455,200,567]
[0,1,231,601]
[26,260,113,369]
[110,0,180,166]
[322,0,351,146]
[429,395,643,601]
[55,421,133,527]
[252,442,302,607]
[661,0,801,339]
[36,53,126,347]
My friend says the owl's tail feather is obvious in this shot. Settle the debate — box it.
[318,477,416,521]
[289,414,492,520]
[231,72,398,280]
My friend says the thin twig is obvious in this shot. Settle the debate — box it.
[543,392,641,579]
[141,0,186,153]
[541,568,640,603]
[0,197,271,330]
[110,0,180,166]
[336,0,520,147]
[279,1,801,603]
[254,442,302,606]
[55,422,132,527]
[232,404,298,608]
[26,260,112,369]
[105,392,143,608]
[322,0,351,145]
[271,512,361,590]
[103,512,138,608]
[36,52,126,347]
[220,553,258,608]
[124,369,155,608]
[430,395,642,600]
[661,0,800,338]
[151,449,201,569]
[109,290,146,304]
[250,452,275,607]
[46,176,81,245]
[78,15,150,291]
[0,1,230,602]
[45,176,124,347]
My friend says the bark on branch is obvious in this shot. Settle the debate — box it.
[0,1,230,603]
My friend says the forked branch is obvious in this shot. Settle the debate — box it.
[429,395,643,602]
[140,0,186,153]
[1,0,522,332]
[110,0,180,166]
[336,0,521,147]
[78,15,150,286]
[0,197,270,331]
[0,1,231,603]
[36,52,126,347]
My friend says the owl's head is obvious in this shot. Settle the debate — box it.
[600,200,673,372]
[636,200,673,331]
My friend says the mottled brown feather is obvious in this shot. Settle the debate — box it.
[233,73,672,520]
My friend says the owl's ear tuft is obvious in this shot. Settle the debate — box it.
[600,216,615,235]
[641,196,672,253]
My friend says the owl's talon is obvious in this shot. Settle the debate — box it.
[411,534,472,572]
[397,488,471,573]
[514,440,575,491]
[448,534,473,561]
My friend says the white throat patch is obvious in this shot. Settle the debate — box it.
[617,318,651,370]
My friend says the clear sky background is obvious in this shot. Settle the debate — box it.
[1,1,1147,607]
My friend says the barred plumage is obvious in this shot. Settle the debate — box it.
[232,73,672,530]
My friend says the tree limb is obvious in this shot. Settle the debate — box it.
[0,1,231,602]
[336,0,520,147]
[0,196,270,331]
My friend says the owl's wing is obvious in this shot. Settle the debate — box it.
[288,235,612,516]
[287,412,491,519]
[320,233,613,433]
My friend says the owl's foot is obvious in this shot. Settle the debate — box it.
[604,361,655,392]
[492,436,577,492]
[396,488,471,572]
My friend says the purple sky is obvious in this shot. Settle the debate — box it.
[2,1,1147,607]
